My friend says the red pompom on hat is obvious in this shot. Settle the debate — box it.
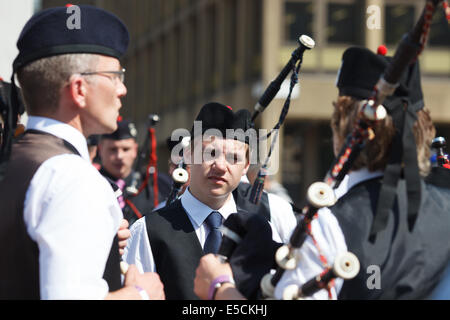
[377,45,387,56]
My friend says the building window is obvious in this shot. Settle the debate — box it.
[285,1,314,43]
[205,4,218,95]
[384,4,415,45]
[245,0,262,81]
[429,7,450,47]
[191,16,201,100]
[224,0,238,88]
[326,1,364,45]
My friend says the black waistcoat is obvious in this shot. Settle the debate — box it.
[332,177,450,300]
[146,200,203,300]
[0,131,121,299]
[146,185,272,300]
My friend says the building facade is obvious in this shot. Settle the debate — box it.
[41,0,450,204]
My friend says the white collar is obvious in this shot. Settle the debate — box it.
[26,116,90,162]
[334,168,384,200]
[240,175,250,184]
[180,188,237,228]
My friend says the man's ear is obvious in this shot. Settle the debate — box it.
[242,159,250,176]
[132,140,138,155]
[67,75,88,108]
[242,144,250,176]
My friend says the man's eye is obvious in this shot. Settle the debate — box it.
[226,153,241,163]
[204,148,217,158]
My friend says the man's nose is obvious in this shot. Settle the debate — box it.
[117,80,127,98]
[115,149,125,160]
[212,155,227,172]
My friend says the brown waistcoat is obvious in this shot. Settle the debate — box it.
[0,130,120,299]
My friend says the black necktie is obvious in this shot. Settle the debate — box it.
[203,211,223,254]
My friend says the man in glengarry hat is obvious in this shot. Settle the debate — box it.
[0,5,164,300]
[98,119,171,226]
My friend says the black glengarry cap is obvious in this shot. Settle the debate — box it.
[191,102,253,144]
[101,119,137,141]
[336,46,424,112]
[13,4,129,72]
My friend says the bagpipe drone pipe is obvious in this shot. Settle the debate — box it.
[127,114,161,208]
[166,135,191,205]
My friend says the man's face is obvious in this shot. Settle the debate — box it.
[187,136,249,202]
[82,55,127,135]
[98,138,137,179]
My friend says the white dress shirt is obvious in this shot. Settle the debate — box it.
[274,168,383,300]
[238,176,297,243]
[23,116,123,299]
[264,192,297,243]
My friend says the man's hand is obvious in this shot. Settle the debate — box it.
[117,219,131,256]
[124,264,165,300]
[194,254,233,300]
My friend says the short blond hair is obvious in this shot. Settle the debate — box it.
[17,53,99,115]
